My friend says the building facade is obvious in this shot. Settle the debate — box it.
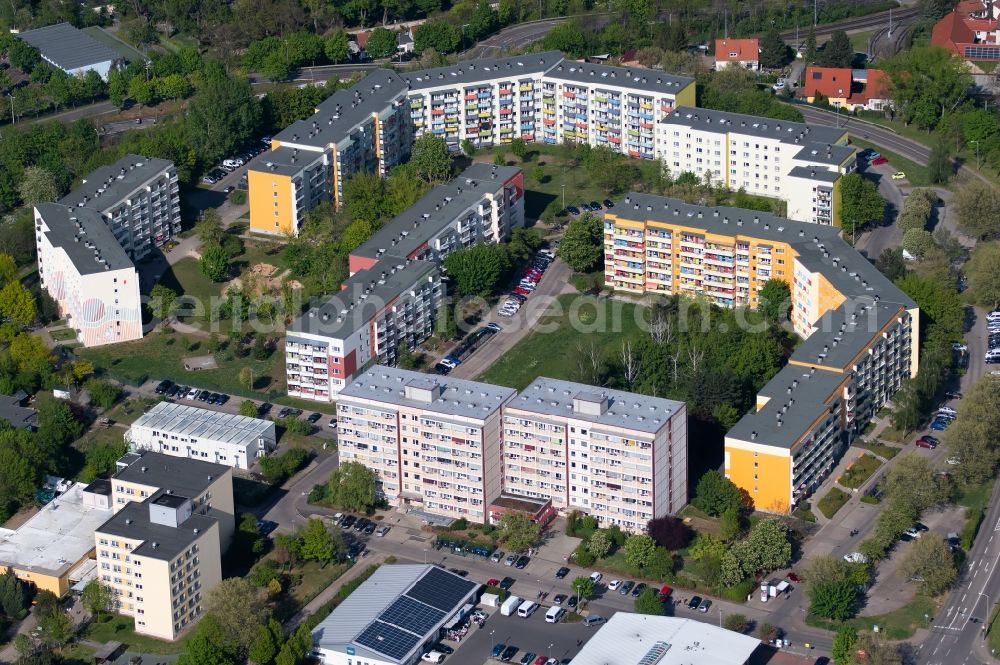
[802,67,892,112]
[35,155,181,347]
[335,367,517,523]
[286,165,524,401]
[502,378,687,532]
[599,194,919,513]
[127,401,277,469]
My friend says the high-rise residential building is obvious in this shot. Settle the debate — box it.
[657,107,856,225]
[246,69,412,236]
[600,193,919,513]
[335,366,517,523]
[502,378,687,533]
[34,155,181,347]
[95,451,234,641]
[285,164,524,401]
[127,401,277,469]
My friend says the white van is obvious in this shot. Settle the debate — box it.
[544,606,565,623]
[500,595,521,616]
[517,600,538,618]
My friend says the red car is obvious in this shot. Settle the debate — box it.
[787,572,802,582]
[658,585,672,600]
[870,156,889,166]
[524,269,542,278]
[486,578,500,587]
[513,287,532,296]
[534,657,548,665]
[915,437,937,449]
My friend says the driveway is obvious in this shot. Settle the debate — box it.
[855,163,904,259]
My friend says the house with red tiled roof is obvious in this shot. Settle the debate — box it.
[715,38,759,70]
[803,67,892,112]
[931,0,1000,61]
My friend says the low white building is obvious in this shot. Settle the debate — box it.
[570,614,762,665]
[127,401,276,469]
[312,564,478,665]
[16,23,120,80]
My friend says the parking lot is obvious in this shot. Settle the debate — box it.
[446,605,596,665]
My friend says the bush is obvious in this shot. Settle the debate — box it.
[450,517,469,531]
[723,613,749,633]
[248,559,280,587]
[230,190,247,205]
[573,542,596,567]
[85,379,122,409]
[259,447,311,485]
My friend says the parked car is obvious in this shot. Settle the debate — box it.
[519,653,536,665]
[421,651,445,663]
[891,171,906,180]
[154,379,173,394]
[945,391,962,400]
[486,323,503,332]
[277,407,292,418]
[619,581,635,595]
[566,595,578,609]
[491,550,504,563]
[555,566,570,579]
[514,555,530,569]
[698,599,712,613]
[499,577,515,590]
[687,596,702,610]
[501,646,519,662]
[608,580,621,590]
[216,394,230,405]
[492,644,507,659]
[328,418,338,429]
[505,554,517,566]
[632,583,647,598]
[930,419,950,431]
[583,615,606,627]
[434,363,452,375]
[307,412,323,423]
[916,436,938,449]
[340,515,356,530]
[566,206,581,215]
[870,156,889,166]
[258,402,273,416]
[589,572,603,583]
[364,521,377,535]
[602,199,615,208]
[553,594,566,605]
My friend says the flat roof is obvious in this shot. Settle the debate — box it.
[508,378,684,435]
[793,299,910,369]
[0,482,112,577]
[36,203,134,276]
[83,479,112,496]
[788,165,841,183]
[491,493,550,513]
[113,450,229,497]
[339,366,516,421]
[313,564,477,664]
[96,495,217,561]
[570,614,761,665]
[402,51,564,89]
[59,155,174,212]
[17,22,118,71]
[130,401,273,448]
[246,145,323,178]
[352,163,521,260]
[662,106,847,147]
[273,69,407,150]
[544,60,693,94]
[288,258,439,339]
[792,143,855,166]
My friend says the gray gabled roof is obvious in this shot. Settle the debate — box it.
[17,23,119,71]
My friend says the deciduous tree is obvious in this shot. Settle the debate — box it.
[326,461,377,513]
[204,578,268,657]
[17,167,59,207]
[366,28,398,59]
[498,512,541,552]
[901,536,956,595]
[409,133,453,183]
[634,586,665,615]
[809,579,858,620]
[692,470,742,516]
[646,516,691,550]
[832,625,858,665]
[883,47,971,130]
[558,214,603,272]
[81,579,112,618]
[839,173,885,239]
[965,243,1000,308]
[623,534,656,569]
[953,180,1000,239]
[587,529,613,558]
[758,278,791,324]
[0,281,36,327]
[570,575,594,601]
[822,30,853,67]
[299,517,340,563]
[442,244,511,297]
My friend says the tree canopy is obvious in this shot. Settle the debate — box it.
[882,47,972,130]
[558,214,604,272]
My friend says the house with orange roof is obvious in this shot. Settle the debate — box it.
[803,66,892,112]
[715,38,759,70]
[931,0,1000,61]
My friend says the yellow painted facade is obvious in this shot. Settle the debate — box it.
[248,170,295,236]
[674,83,697,109]
[725,445,792,514]
[12,567,72,596]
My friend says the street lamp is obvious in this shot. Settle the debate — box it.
[970,139,981,169]
[423,548,427,564]
[718,608,723,628]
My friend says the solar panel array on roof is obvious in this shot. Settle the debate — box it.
[405,566,477,611]
[355,621,421,661]
[379,596,445,635]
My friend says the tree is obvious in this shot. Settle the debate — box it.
[84,379,122,409]
[758,278,791,324]
[884,454,950,514]
[953,180,1000,239]
[81,579,112,618]
[822,30,854,67]
[17,167,60,207]
[839,173,885,239]
[498,512,541,552]
[692,470,742,516]
[804,26,817,64]
[928,135,952,183]
[902,229,935,258]
[409,134,453,183]
[647,516,691,550]
[510,138,528,161]
[187,76,262,164]
[758,622,779,642]
[882,47,971,131]
[325,30,350,62]
[0,568,27,617]
[875,248,907,281]
[901,536,957,595]
[720,518,792,585]
[149,283,177,319]
[204,578,268,657]
[587,529,613,558]
[176,616,238,665]
[809,579,858,620]
[719,506,743,542]
[200,243,230,282]
[37,609,73,648]
[460,138,476,157]
[239,400,258,417]
[0,254,15,286]
[239,367,254,390]
[634,586,665,615]
[366,28,398,59]
[723,613,749,633]
[832,625,859,665]
[623,534,656,569]
[414,20,461,54]
[299,517,339,563]
[443,244,511,297]
[558,214,603,272]
[759,28,787,69]
[571,575,594,602]
[0,282,36,327]
[645,547,675,579]
[326,460,377,513]
[248,619,283,665]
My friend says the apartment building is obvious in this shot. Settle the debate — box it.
[658,107,856,225]
[34,155,181,347]
[127,401,277,469]
[286,165,523,401]
[94,451,234,640]
[349,164,525,275]
[247,69,412,235]
[599,194,918,513]
[95,493,222,641]
[335,366,517,522]
[502,378,687,532]
[111,451,235,547]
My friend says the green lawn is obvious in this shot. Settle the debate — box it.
[807,595,938,640]
[851,138,933,187]
[838,453,882,489]
[80,330,287,398]
[477,294,648,390]
[854,439,900,460]
[50,328,79,342]
[817,487,851,518]
[85,615,190,654]
[849,29,876,52]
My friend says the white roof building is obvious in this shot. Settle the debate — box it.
[127,401,276,469]
[569,614,762,665]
